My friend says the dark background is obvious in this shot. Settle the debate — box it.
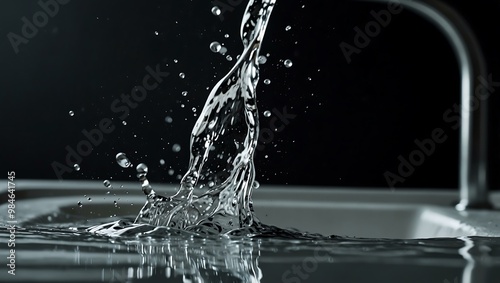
[0,0,499,190]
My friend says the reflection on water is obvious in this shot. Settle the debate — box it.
[1,221,500,283]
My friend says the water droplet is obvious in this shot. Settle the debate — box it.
[136,163,148,175]
[181,91,188,96]
[69,110,74,117]
[122,121,127,125]
[154,31,159,36]
[208,181,215,188]
[179,72,185,79]
[263,110,271,117]
[77,201,82,207]
[115,152,131,168]
[284,59,293,68]
[211,6,221,16]
[192,107,197,113]
[253,180,260,189]
[159,159,166,165]
[168,169,175,176]
[210,41,221,53]
[258,55,267,64]
[165,116,173,123]
[172,144,181,152]
[285,25,292,31]
[263,79,271,85]
[103,180,111,188]
[173,59,178,63]
[219,46,228,55]
[224,34,229,38]
[73,164,80,171]
[226,55,233,61]
[87,197,92,201]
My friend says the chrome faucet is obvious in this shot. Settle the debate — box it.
[364,0,492,210]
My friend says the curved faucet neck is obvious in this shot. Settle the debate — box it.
[363,0,492,210]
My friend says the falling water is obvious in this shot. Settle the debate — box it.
[122,0,277,236]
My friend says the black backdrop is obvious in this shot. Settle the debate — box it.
[1,0,499,190]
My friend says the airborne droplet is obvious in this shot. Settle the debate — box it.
[284,59,293,68]
[211,6,221,16]
[253,180,260,189]
[103,180,111,188]
[172,144,181,153]
[69,111,75,117]
[263,110,271,117]
[73,164,80,171]
[219,46,228,55]
[115,152,131,168]
[136,163,148,175]
[210,41,222,53]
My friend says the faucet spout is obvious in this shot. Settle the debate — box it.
[363,0,492,210]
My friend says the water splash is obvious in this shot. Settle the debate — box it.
[132,0,276,235]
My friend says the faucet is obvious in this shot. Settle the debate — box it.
[364,0,492,210]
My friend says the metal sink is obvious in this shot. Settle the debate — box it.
[252,186,500,238]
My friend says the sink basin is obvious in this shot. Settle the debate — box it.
[3,180,500,239]
[3,180,500,283]
[253,186,500,238]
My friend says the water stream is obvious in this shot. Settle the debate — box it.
[89,0,283,238]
